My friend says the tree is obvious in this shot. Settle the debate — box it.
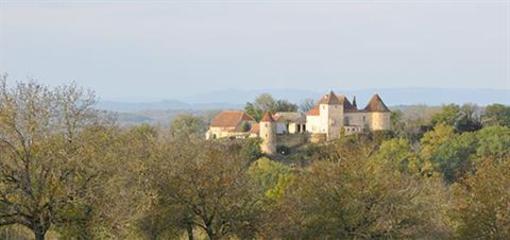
[430,132,478,183]
[146,140,265,240]
[454,104,482,132]
[431,104,461,127]
[431,104,482,133]
[272,158,450,239]
[0,76,112,239]
[244,94,297,121]
[371,138,418,174]
[419,124,456,176]
[475,126,510,161]
[299,98,315,113]
[248,157,294,200]
[239,138,263,161]
[450,158,510,239]
[169,114,207,140]
[482,104,510,127]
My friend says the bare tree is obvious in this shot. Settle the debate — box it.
[0,75,108,239]
[299,98,315,113]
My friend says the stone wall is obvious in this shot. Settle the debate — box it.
[276,134,307,148]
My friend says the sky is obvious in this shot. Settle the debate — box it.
[0,0,508,100]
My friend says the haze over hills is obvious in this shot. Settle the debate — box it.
[98,88,510,113]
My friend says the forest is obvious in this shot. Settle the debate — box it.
[1,76,509,240]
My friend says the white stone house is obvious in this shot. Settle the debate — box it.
[206,91,391,145]
[272,112,306,134]
[306,91,391,141]
[205,111,256,140]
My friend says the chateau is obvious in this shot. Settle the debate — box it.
[206,91,391,154]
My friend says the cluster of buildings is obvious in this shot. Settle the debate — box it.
[206,91,391,154]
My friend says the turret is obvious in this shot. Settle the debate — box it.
[317,91,343,140]
[364,94,391,131]
[352,96,357,109]
[259,112,277,155]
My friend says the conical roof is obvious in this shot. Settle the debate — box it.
[364,94,390,112]
[260,112,275,122]
[337,95,357,112]
[318,91,341,105]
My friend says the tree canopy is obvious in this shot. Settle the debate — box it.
[244,93,298,121]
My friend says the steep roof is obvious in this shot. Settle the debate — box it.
[250,123,260,134]
[260,112,275,122]
[318,91,341,105]
[210,111,254,128]
[364,94,390,112]
[306,105,320,116]
[337,95,358,112]
[308,92,358,115]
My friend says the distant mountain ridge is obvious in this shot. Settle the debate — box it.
[98,88,510,113]
[97,100,243,112]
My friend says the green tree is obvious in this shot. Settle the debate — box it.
[248,157,294,200]
[239,138,263,161]
[475,126,510,161]
[371,138,418,173]
[450,158,510,239]
[482,103,510,127]
[431,104,481,133]
[273,159,450,239]
[169,114,206,140]
[431,104,461,127]
[430,132,478,183]
[244,94,297,121]
[453,104,482,132]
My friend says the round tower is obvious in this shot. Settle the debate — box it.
[259,112,277,155]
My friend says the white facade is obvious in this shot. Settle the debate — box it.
[305,92,391,141]
[207,92,391,144]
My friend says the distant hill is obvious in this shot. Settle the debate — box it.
[97,88,509,117]
[97,100,242,112]
[183,88,510,107]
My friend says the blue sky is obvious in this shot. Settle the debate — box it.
[0,0,508,100]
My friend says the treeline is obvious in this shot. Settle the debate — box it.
[1,77,510,239]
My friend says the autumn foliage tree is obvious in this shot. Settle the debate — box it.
[0,75,114,240]
[144,139,265,240]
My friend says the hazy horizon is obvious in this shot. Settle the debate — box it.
[1,0,508,100]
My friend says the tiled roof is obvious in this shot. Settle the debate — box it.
[260,112,275,122]
[308,92,359,115]
[307,105,320,116]
[364,94,390,112]
[210,111,254,127]
[337,95,358,112]
[317,91,341,105]
[250,123,260,134]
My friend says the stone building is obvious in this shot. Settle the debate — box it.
[259,112,277,155]
[273,112,306,134]
[205,111,256,140]
[306,91,391,141]
[206,91,391,152]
